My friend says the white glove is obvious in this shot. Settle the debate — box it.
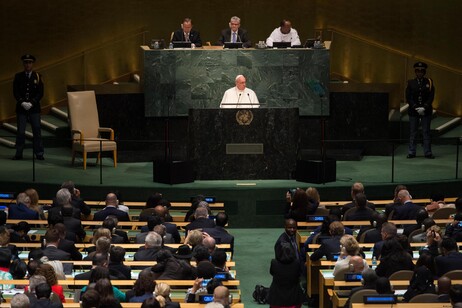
[416,107,425,115]
[21,102,32,110]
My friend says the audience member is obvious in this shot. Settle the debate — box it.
[310,221,344,261]
[85,236,111,261]
[284,188,318,221]
[403,264,436,302]
[0,226,18,259]
[137,215,162,244]
[11,293,30,308]
[80,289,100,308]
[60,180,91,216]
[41,228,70,261]
[193,245,211,263]
[108,246,131,279]
[9,192,38,220]
[411,217,436,242]
[385,184,407,218]
[52,223,82,261]
[345,268,378,308]
[93,193,130,221]
[0,248,13,289]
[129,268,156,302]
[437,276,452,302]
[403,208,429,237]
[343,193,375,221]
[185,207,215,235]
[185,261,217,302]
[375,238,414,278]
[24,188,45,219]
[184,230,204,249]
[25,275,46,305]
[341,182,375,215]
[213,286,231,307]
[202,234,216,253]
[444,213,462,242]
[80,266,125,302]
[393,189,421,220]
[450,284,462,307]
[155,282,180,308]
[34,264,64,303]
[376,276,394,294]
[333,235,368,276]
[275,219,300,261]
[372,222,397,259]
[134,232,163,261]
[47,188,81,220]
[61,205,85,242]
[435,237,462,277]
[211,249,229,274]
[154,224,174,245]
[102,215,128,243]
[31,283,63,308]
[267,242,305,307]
[10,221,31,243]
[304,208,354,246]
[203,212,235,253]
[95,278,123,307]
[141,297,162,308]
[151,249,193,280]
[356,212,387,243]
[419,224,443,257]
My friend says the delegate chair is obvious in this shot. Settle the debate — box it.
[432,207,456,219]
[67,91,117,170]
[408,293,439,303]
[348,289,378,308]
[389,270,414,281]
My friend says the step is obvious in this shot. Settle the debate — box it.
[2,123,33,138]
[51,106,68,121]
[434,117,461,135]
[41,115,69,132]
[0,128,16,148]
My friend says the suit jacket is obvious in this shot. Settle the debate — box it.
[218,28,251,48]
[109,262,131,279]
[62,216,86,242]
[93,206,130,221]
[393,201,421,220]
[344,207,375,221]
[42,245,71,261]
[435,251,462,277]
[30,298,63,308]
[267,259,305,306]
[74,268,120,280]
[341,201,376,216]
[8,203,39,220]
[133,247,162,261]
[406,77,434,117]
[202,226,235,253]
[58,238,82,261]
[310,236,342,261]
[185,217,215,234]
[47,205,81,220]
[171,29,202,47]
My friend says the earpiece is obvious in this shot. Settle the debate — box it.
[421,224,425,231]
[372,220,377,228]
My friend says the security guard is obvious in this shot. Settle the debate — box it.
[406,61,435,159]
[12,54,44,160]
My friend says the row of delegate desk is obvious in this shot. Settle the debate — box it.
[302,219,455,308]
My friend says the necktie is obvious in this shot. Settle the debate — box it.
[232,32,236,43]
[185,33,190,42]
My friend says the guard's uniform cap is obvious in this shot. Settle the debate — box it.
[413,62,427,70]
[21,54,36,62]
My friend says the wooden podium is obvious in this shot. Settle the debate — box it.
[188,108,299,180]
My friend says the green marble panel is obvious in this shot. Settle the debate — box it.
[143,48,330,116]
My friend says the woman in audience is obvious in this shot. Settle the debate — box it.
[95,278,123,307]
[419,225,443,257]
[303,208,353,246]
[306,187,321,207]
[267,241,305,307]
[310,221,344,261]
[34,263,65,303]
[155,282,180,308]
[0,226,19,259]
[86,228,112,255]
[184,230,203,249]
[81,267,126,303]
[284,188,318,221]
[129,268,156,302]
[333,235,368,276]
[141,297,162,308]
[24,188,45,219]
[375,238,414,278]
[81,289,100,308]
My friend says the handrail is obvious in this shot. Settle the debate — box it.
[326,27,462,77]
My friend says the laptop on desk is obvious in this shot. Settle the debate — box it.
[224,42,243,49]
[272,41,291,48]
[172,41,192,48]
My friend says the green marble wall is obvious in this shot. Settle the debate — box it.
[142,48,330,117]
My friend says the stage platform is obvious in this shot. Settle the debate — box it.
[0,144,460,227]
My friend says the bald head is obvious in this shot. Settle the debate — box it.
[213,286,230,305]
[105,193,118,206]
[203,236,216,252]
[438,276,452,295]
[349,255,365,273]
[154,205,166,218]
[351,182,365,198]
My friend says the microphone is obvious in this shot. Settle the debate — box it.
[247,93,253,107]
[237,34,242,43]
[236,93,242,108]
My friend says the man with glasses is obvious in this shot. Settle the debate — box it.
[218,16,251,48]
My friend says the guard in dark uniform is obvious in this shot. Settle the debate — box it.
[406,61,435,159]
[12,54,44,160]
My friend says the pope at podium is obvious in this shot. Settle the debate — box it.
[220,75,260,109]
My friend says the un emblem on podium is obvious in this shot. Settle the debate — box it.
[235,110,253,125]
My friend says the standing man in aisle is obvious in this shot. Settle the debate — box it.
[406,61,435,159]
[13,54,44,160]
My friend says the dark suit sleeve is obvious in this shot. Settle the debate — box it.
[171,30,183,42]
[217,29,227,45]
[192,30,202,47]
[310,244,326,261]
[69,244,83,261]
[240,29,251,48]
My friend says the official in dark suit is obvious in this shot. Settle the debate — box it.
[41,229,71,261]
[344,193,376,221]
[406,61,435,159]
[202,212,235,253]
[61,205,85,242]
[275,219,301,262]
[134,232,163,261]
[53,223,82,261]
[393,190,421,220]
[32,283,63,308]
[310,221,344,261]
[435,237,462,277]
[184,207,215,235]
[171,18,202,47]
[93,193,130,222]
[267,242,305,307]
[12,54,44,160]
[217,16,251,48]
[372,222,398,259]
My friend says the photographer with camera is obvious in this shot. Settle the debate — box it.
[284,188,318,222]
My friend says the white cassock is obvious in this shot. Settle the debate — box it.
[266,27,301,47]
[220,87,260,108]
